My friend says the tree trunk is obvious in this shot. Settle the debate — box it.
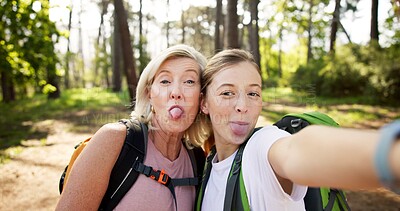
[64,0,73,89]
[112,11,122,92]
[47,67,61,99]
[225,0,239,48]
[1,71,15,102]
[180,0,186,44]
[114,0,137,100]
[278,27,283,78]
[78,0,85,88]
[215,0,223,52]
[166,0,170,47]
[138,0,144,73]
[370,0,379,43]
[306,0,314,63]
[249,0,260,68]
[330,0,341,54]
[93,0,108,87]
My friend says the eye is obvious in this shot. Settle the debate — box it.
[185,80,195,84]
[160,79,170,84]
[221,91,234,96]
[248,92,260,97]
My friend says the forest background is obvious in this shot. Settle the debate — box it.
[0,0,400,210]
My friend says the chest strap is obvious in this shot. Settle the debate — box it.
[133,159,199,210]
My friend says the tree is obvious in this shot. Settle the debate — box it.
[113,0,137,100]
[65,0,73,89]
[306,0,314,63]
[215,0,223,52]
[172,6,215,56]
[112,10,122,92]
[166,0,170,47]
[249,0,260,67]
[225,0,239,48]
[370,0,379,44]
[0,0,60,101]
[329,0,341,54]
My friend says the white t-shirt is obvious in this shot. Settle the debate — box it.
[202,126,307,211]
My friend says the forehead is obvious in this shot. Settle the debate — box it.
[157,57,200,75]
[210,62,261,87]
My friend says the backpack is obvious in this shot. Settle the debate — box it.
[59,119,205,211]
[196,111,350,211]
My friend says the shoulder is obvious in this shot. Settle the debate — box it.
[248,125,290,147]
[98,122,127,134]
[86,122,128,153]
[243,126,291,162]
[93,122,127,140]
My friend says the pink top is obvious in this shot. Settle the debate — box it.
[114,135,195,211]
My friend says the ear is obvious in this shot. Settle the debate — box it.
[200,93,209,115]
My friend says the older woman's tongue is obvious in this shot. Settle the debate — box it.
[169,107,183,119]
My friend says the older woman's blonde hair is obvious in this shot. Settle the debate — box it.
[131,44,209,148]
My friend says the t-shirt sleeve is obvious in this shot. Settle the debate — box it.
[242,126,307,209]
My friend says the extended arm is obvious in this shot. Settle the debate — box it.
[269,125,400,191]
[56,123,126,210]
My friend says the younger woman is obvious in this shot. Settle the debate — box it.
[198,49,400,210]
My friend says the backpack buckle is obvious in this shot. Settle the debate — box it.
[157,169,169,185]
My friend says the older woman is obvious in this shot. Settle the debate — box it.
[197,49,400,210]
[56,44,210,210]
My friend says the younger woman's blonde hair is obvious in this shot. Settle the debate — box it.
[131,44,210,148]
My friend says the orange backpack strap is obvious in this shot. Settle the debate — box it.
[60,137,92,192]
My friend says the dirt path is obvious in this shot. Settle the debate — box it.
[0,121,90,211]
[1,116,399,210]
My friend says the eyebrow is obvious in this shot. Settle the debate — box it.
[217,83,261,89]
[157,68,199,75]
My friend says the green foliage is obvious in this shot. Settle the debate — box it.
[291,44,400,105]
[0,0,60,101]
[42,84,57,94]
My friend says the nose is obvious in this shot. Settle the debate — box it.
[235,94,248,113]
[170,85,182,100]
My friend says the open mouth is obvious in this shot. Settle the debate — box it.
[169,105,184,119]
[229,121,249,136]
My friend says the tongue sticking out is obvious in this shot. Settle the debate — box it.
[230,123,249,136]
[169,107,183,119]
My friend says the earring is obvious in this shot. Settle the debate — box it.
[151,105,155,113]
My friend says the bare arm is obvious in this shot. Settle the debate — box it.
[56,123,127,210]
[269,125,400,190]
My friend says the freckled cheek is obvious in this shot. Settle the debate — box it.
[207,101,229,125]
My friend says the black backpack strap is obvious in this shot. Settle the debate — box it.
[131,144,204,211]
[196,146,216,211]
[324,189,351,211]
[224,127,261,211]
[187,146,206,182]
[224,143,246,211]
[99,120,148,211]
[196,127,260,211]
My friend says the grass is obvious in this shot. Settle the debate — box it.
[0,88,131,164]
[262,87,400,128]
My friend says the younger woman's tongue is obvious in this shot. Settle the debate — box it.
[230,122,249,136]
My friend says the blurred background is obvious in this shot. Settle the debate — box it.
[0,0,399,210]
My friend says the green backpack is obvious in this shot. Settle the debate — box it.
[196,111,350,211]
